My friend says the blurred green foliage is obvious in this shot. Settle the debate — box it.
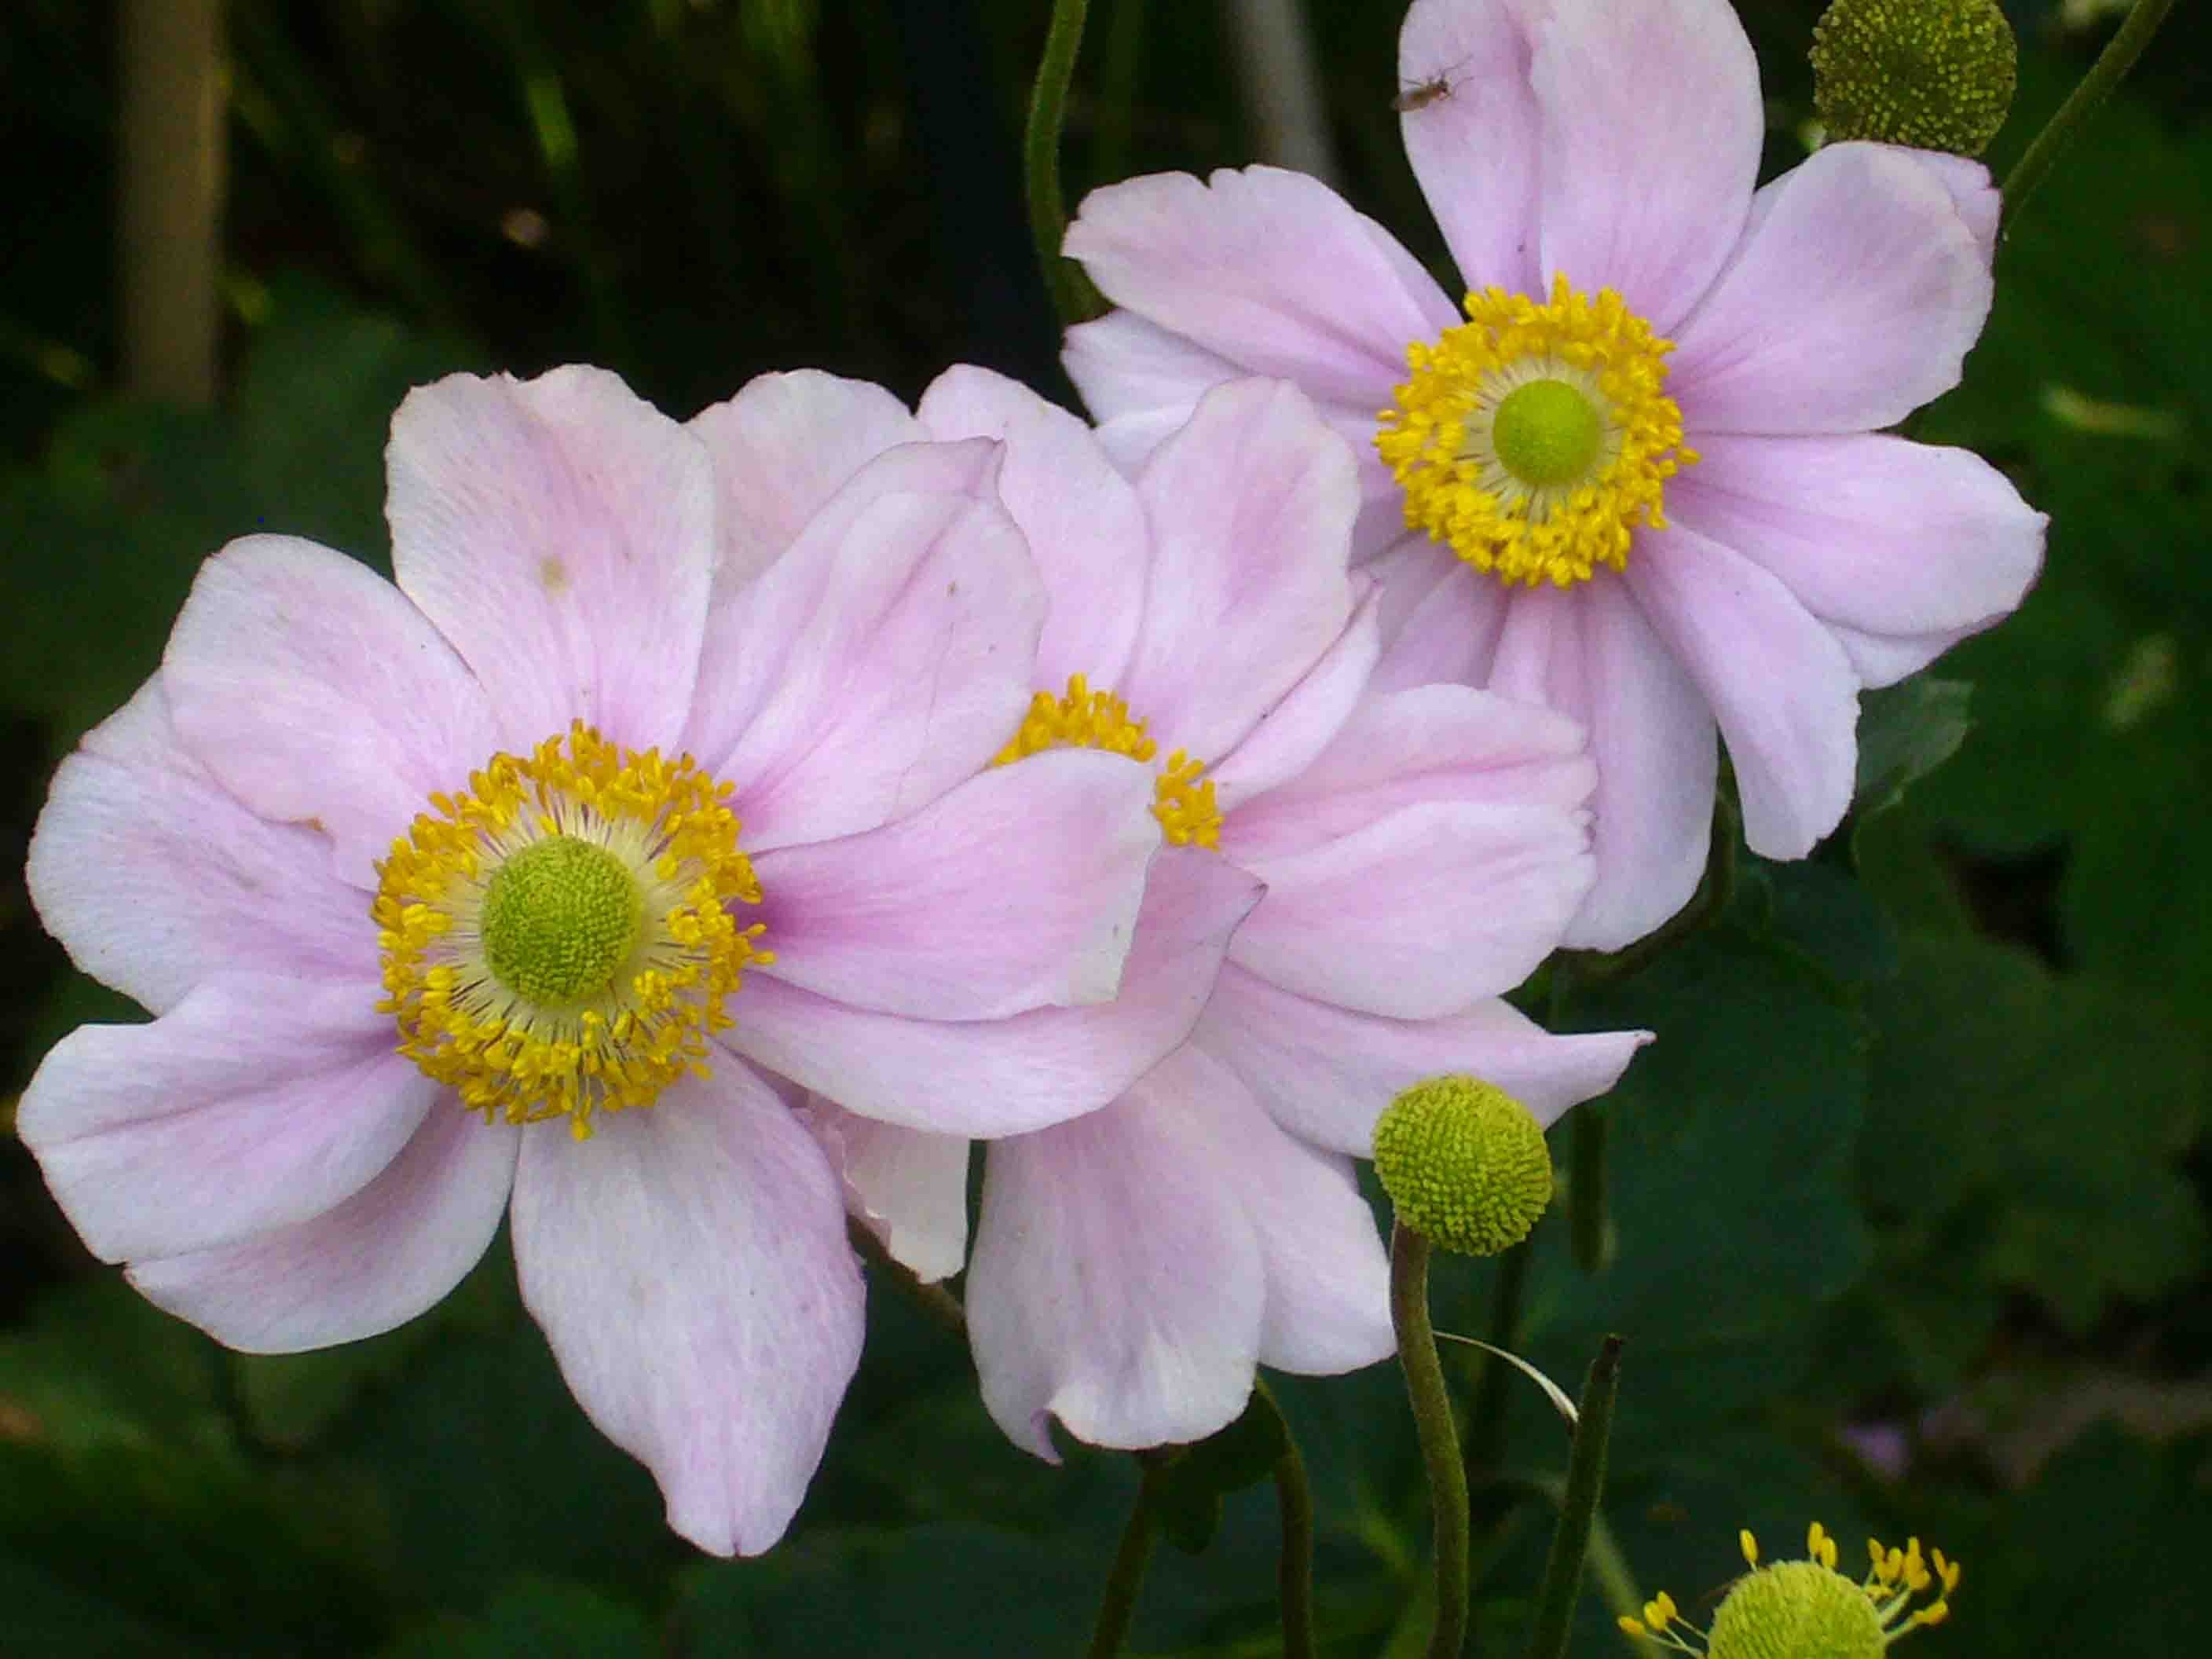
[4,2,2208,1654]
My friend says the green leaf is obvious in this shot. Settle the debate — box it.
[1853,676,1973,817]
[379,1577,657,1659]
[1861,933,2209,1335]
[674,1527,1089,1657]
[1499,929,1873,1464]
[1146,1387,1291,1555]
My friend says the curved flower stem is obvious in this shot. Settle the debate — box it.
[2001,0,2180,236]
[1463,1236,1533,1502]
[1086,1464,1163,1659]
[1393,1221,1470,1659]
[1258,1379,1318,1659]
[1024,0,1106,328]
[1524,1336,1624,1659]
[844,1215,968,1340]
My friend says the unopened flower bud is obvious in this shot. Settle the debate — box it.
[1372,1075,1551,1255]
[1811,0,2017,157]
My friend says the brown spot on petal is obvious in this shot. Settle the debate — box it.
[540,556,569,593]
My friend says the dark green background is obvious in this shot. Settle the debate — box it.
[4,2,2207,1652]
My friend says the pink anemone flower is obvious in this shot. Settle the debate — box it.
[797,364,1648,1456]
[18,366,1177,1555]
[1060,0,2046,949]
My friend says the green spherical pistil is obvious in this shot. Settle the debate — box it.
[1811,0,2016,158]
[1372,1075,1552,1256]
[1491,379,1605,489]
[1708,1562,1884,1659]
[480,834,643,1006]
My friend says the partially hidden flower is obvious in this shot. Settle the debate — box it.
[797,364,1649,1456]
[18,366,1173,1554]
[1623,1521,1960,1655]
[1060,0,2046,949]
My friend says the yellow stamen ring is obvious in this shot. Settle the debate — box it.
[994,673,1221,849]
[1376,274,1697,589]
[372,721,771,1140]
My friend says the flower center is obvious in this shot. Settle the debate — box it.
[480,836,643,1005]
[1622,1523,1960,1657]
[372,722,771,1139]
[993,673,1221,848]
[1375,274,1697,589]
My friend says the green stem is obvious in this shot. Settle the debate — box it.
[1087,1465,1163,1659]
[2001,0,2180,236]
[1464,1236,1533,1499]
[1524,1337,1625,1659]
[844,1216,967,1341]
[1393,1221,1470,1659]
[1024,0,1105,328]
[1260,1379,1318,1659]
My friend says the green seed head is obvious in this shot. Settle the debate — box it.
[1708,1561,1887,1659]
[1811,0,2017,157]
[1372,1075,1552,1256]
[480,834,643,1005]
[1492,379,1606,488]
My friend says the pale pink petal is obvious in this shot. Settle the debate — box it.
[809,1100,972,1284]
[16,975,431,1263]
[1367,538,1511,693]
[28,678,375,1013]
[1822,620,1979,689]
[1228,800,1589,1019]
[1208,588,1381,809]
[1064,310,1401,510]
[387,367,716,751]
[1530,0,1760,330]
[968,1056,1266,1458]
[1121,379,1358,761]
[1668,432,2044,685]
[681,437,1005,799]
[1489,580,1716,950]
[689,370,922,589]
[1064,167,1459,405]
[160,536,500,888]
[1671,144,1992,436]
[1226,683,1592,857]
[1064,309,1237,446]
[1197,1054,1393,1375]
[510,1068,864,1557]
[1198,966,1649,1155]
[727,848,1260,1136]
[752,751,1155,1020]
[1397,0,1546,295]
[1886,146,1999,266]
[127,1103,519,1353]
[917,365,1149,687]
[688,464,1045,853]
[1627,525,1859,859]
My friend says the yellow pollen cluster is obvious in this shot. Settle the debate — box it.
[994,673,1221,849]
[1621,1521,1961,1656]
[372,721,771,1139]
[1375,274,1695,589]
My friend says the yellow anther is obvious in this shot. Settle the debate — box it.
[1741,1529,1760,1569]
[374,722,768,1137]
[1376,273,1694,589]
[994,673,1222,849]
